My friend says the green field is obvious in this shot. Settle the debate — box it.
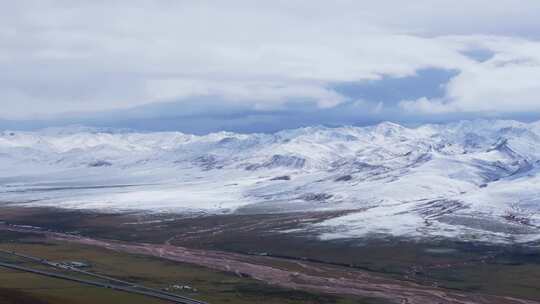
[1,207,540,303]
[0,230,378,304]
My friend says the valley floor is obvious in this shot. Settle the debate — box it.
[0,207,539,304]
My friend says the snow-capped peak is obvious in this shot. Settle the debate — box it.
[2,119,540,244]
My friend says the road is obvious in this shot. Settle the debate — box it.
[0,248,207,303]
[0,259,207,304]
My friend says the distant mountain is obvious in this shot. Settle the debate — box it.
[1,119,540,244]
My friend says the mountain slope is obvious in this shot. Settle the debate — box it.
[1,120,540,244]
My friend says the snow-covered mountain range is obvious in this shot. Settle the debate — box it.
[1,120,540,244]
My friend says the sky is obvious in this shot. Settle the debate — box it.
[2,1,540,133]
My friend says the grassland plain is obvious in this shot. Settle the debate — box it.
[1,207,540,303]
[0,230,384,304]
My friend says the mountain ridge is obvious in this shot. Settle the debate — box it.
[1,119,540,244]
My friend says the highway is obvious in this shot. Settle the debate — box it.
[0,248,140,286]
[0,251,207,304]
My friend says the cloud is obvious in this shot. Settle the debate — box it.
[400,36,540,115]
[1,1,540,122]
[145,78,346,109]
